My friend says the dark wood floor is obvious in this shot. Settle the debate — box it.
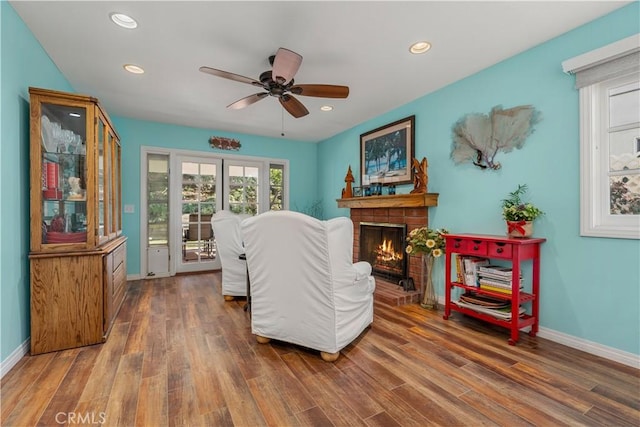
[2,272,639,426]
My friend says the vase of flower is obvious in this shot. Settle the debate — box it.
[406,226,449,310]
[501,184,543,238]
[421,254,437,309]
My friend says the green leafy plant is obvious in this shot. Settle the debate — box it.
[501,184,544,221]
[405,227,449,257]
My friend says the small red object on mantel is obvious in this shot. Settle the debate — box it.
[341,165,354,198]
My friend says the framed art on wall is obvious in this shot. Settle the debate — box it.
[360,115,415,185]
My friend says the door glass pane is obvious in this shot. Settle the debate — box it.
[228,165,259,215]
[148,154,169,246]
[269,163,284,210]
[201,163,217,203]
[41,102,88,244]
[182,161,217,263]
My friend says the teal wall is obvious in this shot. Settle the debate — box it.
[0,2,74,361]
[318,3,640,355]
[112,116,318,275]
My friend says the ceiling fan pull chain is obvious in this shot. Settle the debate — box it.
[281,107,285,137]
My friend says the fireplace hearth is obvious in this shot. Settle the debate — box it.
[359,222,407,281]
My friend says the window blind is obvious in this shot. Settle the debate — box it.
[573,50,640,88]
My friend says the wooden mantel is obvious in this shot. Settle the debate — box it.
[337,193,439,209]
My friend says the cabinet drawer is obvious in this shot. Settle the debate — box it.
[113,244,126,271]
[447,238,467,252]
[488,242,512,258]
[466,239,487,256]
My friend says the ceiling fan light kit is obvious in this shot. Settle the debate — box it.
[200,47,349,118]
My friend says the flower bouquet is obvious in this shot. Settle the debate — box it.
[406,227,449,309]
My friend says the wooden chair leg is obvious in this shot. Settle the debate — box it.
[256,335,271,344]
[320,351,340,362]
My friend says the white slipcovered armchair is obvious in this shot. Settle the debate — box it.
[241,211,375,362]
[211,210,247,300]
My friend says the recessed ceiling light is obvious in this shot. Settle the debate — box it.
[123,64,144,74]
[409,41,431,54]
[110,13,138,29]
[320,105,333,112]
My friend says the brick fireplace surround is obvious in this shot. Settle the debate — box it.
[338,193,439,305]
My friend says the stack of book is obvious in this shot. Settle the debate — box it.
[477,265,523,295]
[454,292,525,320]
[455,255,490,287]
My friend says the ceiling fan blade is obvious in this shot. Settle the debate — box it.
[199,66,262,87]
[227,92,268,109]
[290,84,349,98]
[280,94,309,118]
[272,48,302,85]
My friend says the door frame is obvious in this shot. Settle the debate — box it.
[139,146,289,278]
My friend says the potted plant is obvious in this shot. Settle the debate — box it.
[501,184,544,238]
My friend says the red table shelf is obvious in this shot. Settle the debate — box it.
[443,233,545,345]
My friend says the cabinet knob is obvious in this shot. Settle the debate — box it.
[497,248,503,253]
[473,245,479,250]
[454,243,460,248]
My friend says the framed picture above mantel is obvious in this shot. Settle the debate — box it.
[360,115,415,186]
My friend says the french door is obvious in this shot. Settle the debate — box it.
[176,156,222,273]
[140,147,288,278]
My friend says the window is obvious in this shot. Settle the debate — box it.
[563,35,640,239]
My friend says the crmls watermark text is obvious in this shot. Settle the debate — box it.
[55,412,106,425]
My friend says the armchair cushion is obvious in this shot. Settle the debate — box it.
[241,211,375,355]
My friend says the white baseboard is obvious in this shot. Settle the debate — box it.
[537,327,639,369]
[1,338,30,379]
[126,273,143,281]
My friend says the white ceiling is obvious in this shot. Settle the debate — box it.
[11,1,629,142]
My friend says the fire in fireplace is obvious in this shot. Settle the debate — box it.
[359,222,407,280]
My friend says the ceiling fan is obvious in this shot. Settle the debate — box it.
[199,48,349,118]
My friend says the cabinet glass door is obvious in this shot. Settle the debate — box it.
[41,102,88,245]
[97,116,106,243]
[114,142,122,234]
[105,131,114,239]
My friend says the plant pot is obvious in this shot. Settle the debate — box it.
[506,220,533,238]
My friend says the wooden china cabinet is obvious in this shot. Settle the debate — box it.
[28,87,127,355]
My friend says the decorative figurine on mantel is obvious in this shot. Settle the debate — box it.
[410,157,428,194]
[341,165,354,198]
